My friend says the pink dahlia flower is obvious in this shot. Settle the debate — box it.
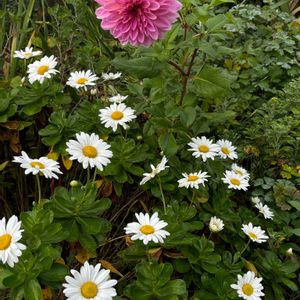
[95,0,182,47]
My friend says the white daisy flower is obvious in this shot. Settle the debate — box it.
[27,55,59,84]
[188,136,219,162]
[231,163,250,179]
[209,216,224,233]
[140,156,169,185]
[251,196,261,204]
[108,94,128,103]
[66,132,113,170]
[217,139,238,160]
[255,202,274,220]
[66,70,99,90]
[13,46,42,59]
[102,72,122,81]
[242,223,268,243]
[0,215,26,267]
[178,171,210,189]
[99,103,136,132]
[231,271,264,300]
[124,212,170,245]
[13,151,62,179]
[63,261,117,300]
[222,170,249,191]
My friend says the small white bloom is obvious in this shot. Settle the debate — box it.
[178,171,210,189]
[14,46,42,59]
[0,215,26,267]
[27,55,59,84]
[255,202,274,219]
[217,139,238,159]
[63,261,117,300]
[99,103,136,132]
[286,248,293,256]
[66,132,112,170]
[90,88,97,95]
[251,196,261,204]
[102,72,122,81]
[222,170,249,191]
[140,156,169,185]
[66,70,98,90]
[13,151,62,179]
[188,136,219,162]
[231,271,264,300]
[108,94,128,103]
[124,212,170,245]
[209,216,224,232]
[242,222,268,243]
[231,163,250,179]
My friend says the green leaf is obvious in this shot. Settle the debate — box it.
[79,234,97,253]
[111,57,165,79]
[0,269,13,289]
[24,279,42,300]
[159,280,186,297]
[180,107,196,127]
[195,66,235,98]
[158,132,178,156]
[206,14,228,32]
[288,200,300,211]
[39,263,69,285]
[3,274,25,288]
[290,228,300,237]
[125,261,187,299]
[210,0,236,7]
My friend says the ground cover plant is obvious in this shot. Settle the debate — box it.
[0,0,300,299]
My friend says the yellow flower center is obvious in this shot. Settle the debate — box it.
[230,178,240,186]
[188,175,199,182]
[236,170,243,176]
[0,233,12,250]
[30,161,45,169]
[221,147,230,155]
[242,283,254,296]
[248,232,257,239]
[140,225,155,235]
[82,146,97,158]
[198,145,209,153]
[77,77,87,85]
[81,281,98,299]
[37,65,49,75]
[111,111,124,120]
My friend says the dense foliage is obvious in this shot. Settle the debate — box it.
[0,0,299,299]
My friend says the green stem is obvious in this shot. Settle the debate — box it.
[234,239,251,263]
[86,167,90,184]
[35,174,42,204]
[92,168,97,184]
[19,0,35,48]
[158,177,167,215]
[0,0,7,53]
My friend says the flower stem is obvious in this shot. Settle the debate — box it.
[92,168,97,184]
[158,177,167,215]
[35,174,42,204]
[86,167,90,184]
[234,239,251,263]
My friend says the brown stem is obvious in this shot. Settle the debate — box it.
[179,48,198,105]
[168,60,187,77]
